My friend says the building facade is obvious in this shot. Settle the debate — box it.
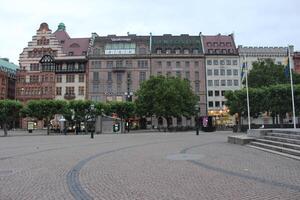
[238,45,293,70]
[0,58,18,99]
[293,52,300,74]
[202,34,240,121]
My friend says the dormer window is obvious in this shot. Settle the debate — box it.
[68,52,74,56]
[60,40,65,44]
[156,49,162,54]
[82,51,87,56]
[175,49,180,54]
[183,49,189,54]
[193,49,199,54]
[166,49,171,54]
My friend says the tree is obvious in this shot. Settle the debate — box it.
[135,76,197,129]
[22,100,67,135]
[0,100,23,136]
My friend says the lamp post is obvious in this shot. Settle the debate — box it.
[90,104,95,139]
[125,91,133,102]
[195,104,200,135]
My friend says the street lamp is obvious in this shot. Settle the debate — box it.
[195,104,200,135]
[125,91,133,102]
[90,104,95,139]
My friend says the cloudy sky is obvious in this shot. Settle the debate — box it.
[0,0,299,64]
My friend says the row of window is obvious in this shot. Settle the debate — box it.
[207,69,239,76]
[156,48,200,55]
[156,71,200,80]
[156,61,200,68]
[207,59,238,66]
[208,90,227,97]
[90,60,148,69]
[208,101,226,108]
[17,87,53,96]
[56,74,85,83]
[29,63,86,72]
[207,49,235,54]
[207,79,239,87]
[56,86,84,96]
[207,42,232,47]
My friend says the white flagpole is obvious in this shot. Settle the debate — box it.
[244,56,251,130]
[288,47,296,129]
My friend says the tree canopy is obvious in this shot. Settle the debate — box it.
[0,100,23,136]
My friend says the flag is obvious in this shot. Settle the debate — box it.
[284,56,290,78]
[241,62,246,81]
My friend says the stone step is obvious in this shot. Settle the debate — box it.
[249,141,300,157]
[265,132,300,140]
[247,145,300,161]
[262,136,300,145]
[255,139,300,151]
[271,130,300,135]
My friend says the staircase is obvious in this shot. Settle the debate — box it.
[248,130,300,160]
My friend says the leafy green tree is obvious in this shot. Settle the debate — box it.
[0,100,23,136]
[22,100,67,135]
[135,76,197,129]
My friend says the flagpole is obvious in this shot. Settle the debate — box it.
[244,56,251,130]
[288,47,296,129]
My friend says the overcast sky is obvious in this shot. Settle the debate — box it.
[0,0,299,64]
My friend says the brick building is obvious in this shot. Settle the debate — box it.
[293,52,300,74]
[0,58,18,99]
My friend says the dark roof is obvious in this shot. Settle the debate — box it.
[202,34,238,55]
[94,35,149,43]
[151,35,203,53]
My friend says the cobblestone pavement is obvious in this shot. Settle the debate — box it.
[0,131,300,200]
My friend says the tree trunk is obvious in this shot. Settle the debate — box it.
[84,119,88,135]
[47,120,50,135]
[237,113,241,132]
[166,117,170,131]
[279,114,284,128]
[3,123,8,137]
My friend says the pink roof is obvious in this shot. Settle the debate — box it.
[203,34,238,55]
[53,30,89,56]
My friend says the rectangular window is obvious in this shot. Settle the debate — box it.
[221,80,226,86]
[30,63,39,71]
[215,90,220,96]
[234,79,239,86]
[108,72,112,81]
[185,61,190,68]
[125,60,132,67]
[176,71,181,78]
[233,69,238,76]
[214,69,219,76]
[208,101,213,108]
[117,83,122,93]
[116,72,122,82]
[66,75,75,83]
[208,90,213,96]
[166,71,171,77]
[220,69,225,76]
[195,61,199,67]
[195,71,199,80]
[213,60,218,65]
[226,60,231,65]
[56,87,62,95]
[66,86,75,95]
[214,80,219,86]
[221,90,226,96]
[139,71,146,83]
[176,61,180,68]
[220,60,225,65]
[227,80,232,86]
[138,60,148,68]
[56,75,62,83]
[93,72,99,81]
[208,80,213,86]
[233,60,238,65]
[78,86,84,96]
[195,82,200,92]
[207,60,212,65]
[92,84,99,93]
[157,61,162,67]
[157,71,162,76]
[207,69,212,76]
[215,101,220,107]
[227,69,232,76]
[167,61,172,68]
[185,71,190,80]
[30,75,39,83]
[79,74,84,82]
[116,60,123,68]
[107,83,112,93]
[107,61,113,68]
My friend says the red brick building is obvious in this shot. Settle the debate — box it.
[0,58,18,99]
[293,52,300,74]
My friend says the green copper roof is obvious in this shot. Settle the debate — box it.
[57,22,66,31]
[0,58,18,74]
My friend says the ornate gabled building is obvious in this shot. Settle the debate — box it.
[202,34,240,119]
[0,58,18,99]
[293,52,300,74]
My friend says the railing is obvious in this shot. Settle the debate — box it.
[64,93,76,100]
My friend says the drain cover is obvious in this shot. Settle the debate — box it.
[167,154,204,160]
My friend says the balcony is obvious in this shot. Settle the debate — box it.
[64,93,76,100]
[112,66,126,72]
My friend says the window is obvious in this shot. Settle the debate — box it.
[233,60,238,65]
[227,80,232,86]
[220,60,225,65]
[176,61,180,68]
[207,60,212,65]
[195,71,200,80]
[195,61,199,67]
[215,101,220,107]
[166,49,171,54]
[138,60,148,68]
[226,42,232,47]
[184,49,189,54]
[221,90,226,96]
[66,74,75,83]
[108,72,112,81]
[157,61,162,67]
[30,75,39,83]
[157,71,162,76]
[208,91,213,96]
[56,87,62,95]
[139,71,146,83]
[66,87,75,95]
[226,60,231,65]
[207,69,212,76]
[78,86,84,96]
[208,101,213,107]
[166,71,171,77]
[208,80,213,86]
[220,42,225,47]
[139,47,146,54]
[214,69,219,76]
[82,51,87,56]
[215,91,220,96]
[117,83,122,94]
[227,69,232,76]
[79,74,84,82]
[107,61,113,68]
[176,71,181,78]
[220,69,225,76]
[116,60,123,68]
[222,101,225,106]
[156,49,162,54]
[125,60,132,67]
[213,60,218,65]
[234,79,239,86]
[116,72,122,82]
[233,69,238,76]
[185,61,190,68]
[92,84,99,93]
[30,63,39,71]
[195,82,200,92]
[221,80,226,86]
[68,52,74,56]
[56,75,62,83]
[167,61,172,68]
[93,72,99,81]
[107,83,112,93]
[214,80,219,86]
[207,42,212,47]
[175,49,180,54]
[193,49,199,54]
[213,42,218,47]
